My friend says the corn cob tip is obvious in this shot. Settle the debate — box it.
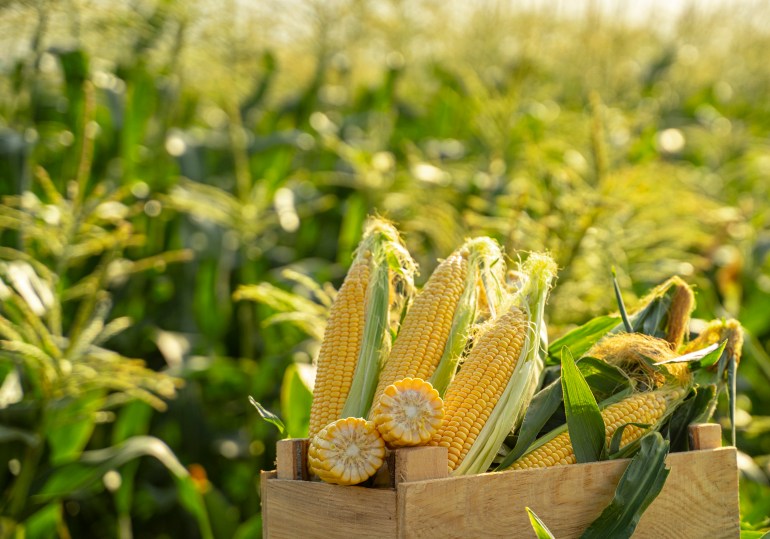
[308,417,386,485]
[372,378,444,448]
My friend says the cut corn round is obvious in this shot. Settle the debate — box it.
[308,417,386,485]
[509,387,686,470]
[372,378,444,447]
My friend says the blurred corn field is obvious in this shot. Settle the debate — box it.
[1,0,770,536]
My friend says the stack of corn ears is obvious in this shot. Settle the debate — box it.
[300,217,742,485]
[306,216,560,483]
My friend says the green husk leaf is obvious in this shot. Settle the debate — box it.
[430,237,505,396]
[666,385,716,451]
[527,507,556,539]
[248,396,285,435]
[653,341,723,366]
[612,268,633,333]
[608,422,651,456]
[496,377,563,470]
[561,348,605,463]
[341,260,389,418]
[581,433,670,539]
[548,315,620,363]
[579,357,633,401]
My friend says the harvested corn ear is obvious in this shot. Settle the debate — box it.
[373,237,505,402]
[308,217,416,437]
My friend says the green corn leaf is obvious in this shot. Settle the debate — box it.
[548,315,620,363]
[579,357,633,401]
[34,435,213,538]
[581,432,671,539]
[666,385,716,451]
[611,268,633,333]
[653,341,723,366]
[561,349,605,463]
[248,396,285,435]
[607,422,652,456]
[526,507,556,539]
[280,363,313,439]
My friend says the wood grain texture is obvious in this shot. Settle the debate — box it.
[388,446,448,487]
[689,423,723,450]
[398,447,739,539]
[276,438,309,480]
[262,478,397,539]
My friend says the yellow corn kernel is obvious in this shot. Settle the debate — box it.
[307,417,385,485]
[308,260,369,438]
[510,388,684,470]
[372,378,444,447]
[373,252,468,401]
[431,307,528,471]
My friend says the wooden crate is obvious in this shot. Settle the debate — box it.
[261,424,739,538]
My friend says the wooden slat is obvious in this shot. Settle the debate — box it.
[689,423,722,450]
[262,478,397,539]
[398,447,738,539]
[388,446,448,487]
[276,438,309,480]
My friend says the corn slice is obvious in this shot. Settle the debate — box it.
[308,417,386,485]
[371,378,444,447]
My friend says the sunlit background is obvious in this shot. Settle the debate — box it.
[1,0,769,537]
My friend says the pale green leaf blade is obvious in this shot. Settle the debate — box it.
[561,349,605,463]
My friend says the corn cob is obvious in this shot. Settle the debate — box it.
[432,307,529,471]
[308,218,416,438]
[307,417,385,485]
[373,252,467,398]
[308,259,370,437]
[509,387,685,470]
[372,237,505,403]
[431,252,557,475]
[371,378,444,447]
